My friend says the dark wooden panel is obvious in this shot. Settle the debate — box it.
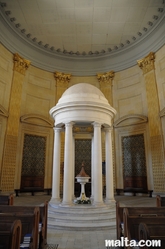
[124,176,148,192]
[21,176,44,190]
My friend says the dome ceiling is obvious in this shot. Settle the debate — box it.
[1,0,165,56]
[0,0,165,75]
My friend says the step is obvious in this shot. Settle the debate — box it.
[47,202,116,231]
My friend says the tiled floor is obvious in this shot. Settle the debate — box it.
[13,194,156,249]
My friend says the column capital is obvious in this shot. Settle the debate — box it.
[104,127,113,133]
[97,71,115,83]
[65,121,75,128]
[92,122,102,128]
[137,52,155,75]
[13,53,31,75]
[54,71,71,83]
[53,127,62,133]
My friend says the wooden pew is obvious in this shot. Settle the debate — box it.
[0,194,14,205]
[116,201,125,240]
[0,202,48,249]
[0,206,39,249]
[39,201,48,248]
[156,195,165,207]
[0,219,22,249]
[123,207,165,248]
[138,222,165,249]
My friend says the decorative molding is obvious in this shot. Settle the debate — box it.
[54,71,71,83]
[97,71,115,84]
[73,126,93,133]
[20,114,53,127]
[0,5,165,75]
[13,53,30,75]
[160,107,165,117]
[114,114,148,128]
[137,52,155,74]
[0,105,8,118]
[1,2,164,56]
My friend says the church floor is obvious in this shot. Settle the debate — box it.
[13,194,156,249]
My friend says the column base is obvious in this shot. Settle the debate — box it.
[104,198,116,205]
[60,200,74,207]
[92,201,105,207]
[49,197,61,205]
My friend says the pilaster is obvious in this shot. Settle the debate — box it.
[97,71,115,106]
[54,71,71,104]
[0,53,30,192]
[137,52,165,193]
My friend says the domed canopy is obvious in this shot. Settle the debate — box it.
[50,83,116,127]
[58,83,108,106]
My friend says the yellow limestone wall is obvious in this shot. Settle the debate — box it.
[0,42,165,194]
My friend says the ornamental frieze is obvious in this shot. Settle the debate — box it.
[13,53,30,75]
[54,71,71,84]
[137,52,155,74]
[97,71,115,85]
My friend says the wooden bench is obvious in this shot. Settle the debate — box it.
[123,207,165,248]
[0,202,48,249]
[116,201,125,240]
[0,206,40,249]
[138,222,165,248]
[15,188,52,196]
[0,194,14,205]
[39,201,48,248]
[156,195,165,207]
[116,189,153,197]
[0,219,22,249]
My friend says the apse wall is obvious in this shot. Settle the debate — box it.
[0,43,165,195]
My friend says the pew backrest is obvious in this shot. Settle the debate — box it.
[0,194,14,205]
[0,206,39,249]
[138,222,165,249]
[0,219,22,249]
[123,207,165,243]
[156,195,165,207]
[0,202,48,248]
[116,202,124,239]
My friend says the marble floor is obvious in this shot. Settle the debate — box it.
[13,194,157,249]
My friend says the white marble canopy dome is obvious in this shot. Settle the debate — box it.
[50,83,116,127]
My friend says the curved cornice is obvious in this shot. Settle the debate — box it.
[0,7,165,76]
[114,114,148,128]
[0,105,8,118]
[20,114,53,128]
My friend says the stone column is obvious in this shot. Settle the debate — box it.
[92,122,103,205]
[0,53,30,192]
[104,128,115,203]
[137,52,164,193]
[51,127,62,203]
[90,135,94,200]
[72,135,75,199]
[54,71,71,104]
[62,122,74,206]
[97,71,115,106]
